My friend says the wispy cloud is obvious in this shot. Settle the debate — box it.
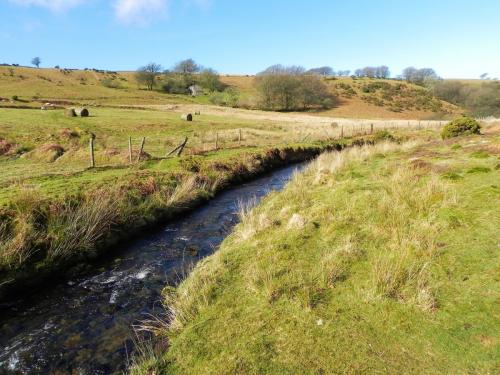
[113,0,169,25]
[9,0,212,25]
[9,0,85,12]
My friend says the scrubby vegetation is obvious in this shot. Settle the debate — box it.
[254,65,335,111]
[332,80,446,113]
[432,80,500,117]
[133,130,499,374]
[441,116,481,139]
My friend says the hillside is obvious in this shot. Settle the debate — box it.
[0,66,460,119]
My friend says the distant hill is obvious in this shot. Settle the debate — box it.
[0,66,461,119]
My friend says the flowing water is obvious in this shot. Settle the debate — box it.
[0,163,304,374]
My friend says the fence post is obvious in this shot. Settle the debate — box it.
[176,137,189,157]
[89,137,95,168]
[239,128,242,146]
[215,132,219,150]
[137,137,145,162]
[341,125,344,138]
[370,123,374,134]
[128,137,132,164]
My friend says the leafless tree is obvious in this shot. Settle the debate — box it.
[31,57,41,68]
[173,58,200,74]
[135,62,163,90]
[255,65,335,111]
[402,67,438,84]
[307,66,334,76]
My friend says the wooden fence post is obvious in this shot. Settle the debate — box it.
[176,137,189,157]
[215,132,219,150]
[341,125,344,138]
[89,137,95,168]
[370,123,374,134]
[239,129,242,146]
[137,137,145,162]
[128,137,132,164]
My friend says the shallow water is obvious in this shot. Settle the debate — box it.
[0,163,304,374]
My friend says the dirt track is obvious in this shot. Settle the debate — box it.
[142,103,448,128]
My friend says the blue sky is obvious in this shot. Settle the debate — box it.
[1,0,499,78]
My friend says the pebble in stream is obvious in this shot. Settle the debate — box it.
[0,163,304,375]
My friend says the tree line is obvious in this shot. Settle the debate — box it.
[432,80,500,117]
[135,59,225,94]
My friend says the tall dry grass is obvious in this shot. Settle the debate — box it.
[46,191,118,260]
[0,188,42,268]
[369,166,457,310]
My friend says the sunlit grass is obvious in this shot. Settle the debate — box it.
[133,132,499,374]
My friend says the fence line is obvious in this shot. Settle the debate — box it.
[85,122,448,168]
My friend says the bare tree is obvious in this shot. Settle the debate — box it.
[376,65,390,78]
[198,68,224,91]
[173,58,200,74]
[255,65,335,111]
[307,66,334,76]
[135,63,163,91]
[31,57,41,68]
[260,64,306,76]
[402,67,438,84]
[336,70,350,77]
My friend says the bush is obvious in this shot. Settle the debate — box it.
[208,88,240,107]
[162,74,192,94]
[101,78,122,89]
[11,95,18,101]
[373,130,394,142]
[441,117,481,139]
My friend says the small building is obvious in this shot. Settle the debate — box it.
[188,84,203,96]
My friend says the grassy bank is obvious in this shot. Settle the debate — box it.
[134,131,499,374]
[0,139,352,300]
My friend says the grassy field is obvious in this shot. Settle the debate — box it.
[1,69,452,297]
[4,98,387,299]
[0,106,446,205]
[0,66,461,119]
[133,127,499,374]
[0,106,303,202]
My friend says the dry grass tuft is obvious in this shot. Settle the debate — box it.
[287,213,307,229]
[369,167,456,310]
[46,190,118,260]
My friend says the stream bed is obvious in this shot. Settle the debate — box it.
[0,163,304,374]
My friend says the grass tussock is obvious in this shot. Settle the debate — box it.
[134,132,500,374]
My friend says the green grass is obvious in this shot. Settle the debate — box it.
[0,107,310,204]
[133,133,500,374]
[1,99,365,295]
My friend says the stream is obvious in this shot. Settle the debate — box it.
[0,163,304,374]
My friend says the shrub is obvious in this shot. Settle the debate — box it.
[373,130,394,142]
[441,117,481,139]
[11,95,18,101]
[101,78,122,89]
[180,156,202,172]
[208,88,240,107]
